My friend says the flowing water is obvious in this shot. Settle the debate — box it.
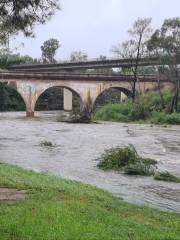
[0,112,180,212]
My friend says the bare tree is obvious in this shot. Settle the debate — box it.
[112,18,153,101]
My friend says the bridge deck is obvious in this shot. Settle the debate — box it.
[8,57,159,71]
[0,71,170,82]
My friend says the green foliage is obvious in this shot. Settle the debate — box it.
[0,0,60,37]
[124,162,155,176]
[0,82,25,111]
[94,103,132,122]
[154,171,180,183]
[0,163,180,240]
[97,145,157,176]
[148,17,180,112]
[0,53,35,69]
[94,90,180,124]
[151,112,180,125]
[41,38,60,63]
[129,102,151,120]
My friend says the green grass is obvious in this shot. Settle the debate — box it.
[154,171,180,183]
[0,163,180,239]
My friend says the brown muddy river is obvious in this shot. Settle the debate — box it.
[0,112,180,212]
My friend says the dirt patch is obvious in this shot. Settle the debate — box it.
[0,188,26,203]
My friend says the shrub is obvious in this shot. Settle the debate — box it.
[151,112,180,125]
[129,103,151,121]
[97,146,157,176]
[94,103,132,122]
[97,146,138,170]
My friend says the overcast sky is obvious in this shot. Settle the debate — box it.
[11,0,180,60]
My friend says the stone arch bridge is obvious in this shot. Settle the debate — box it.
[0,72,173,117]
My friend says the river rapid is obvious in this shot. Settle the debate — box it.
[0,112,180,212]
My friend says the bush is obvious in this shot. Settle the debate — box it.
[129,103,151,121]
[154,171,180,183]
[150,112,180,125]
[97,146,157,176]
[94,103,132,122]
[94,90,180,124]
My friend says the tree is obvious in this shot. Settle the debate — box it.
[70,51,88,62]
[0,0,60,39]
[148,18,180,112]
[112,18,153,101]
[41,39,60,63]
[0,53,36,69]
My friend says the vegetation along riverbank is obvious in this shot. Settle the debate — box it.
[94,90,180,125]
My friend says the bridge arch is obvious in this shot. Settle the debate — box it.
[34,85,83,116]
[93,86,133,111]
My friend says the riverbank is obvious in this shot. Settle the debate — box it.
[0,163,180,239]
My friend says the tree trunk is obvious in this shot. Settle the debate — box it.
[132,34,142,102]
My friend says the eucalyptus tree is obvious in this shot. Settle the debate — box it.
[148,18,180,112]
[41,39,60,63]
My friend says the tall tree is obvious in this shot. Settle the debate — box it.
[112,18,153,101]
[41,39,60,63]
[148,18,180,112]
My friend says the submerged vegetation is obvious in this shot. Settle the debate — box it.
[94,90,180,124]
[40,140,54,147]
[0,163,180,240]
[97,145,157,176]
[154,171,180,183]
[97,146,180,183]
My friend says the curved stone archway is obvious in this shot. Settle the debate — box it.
[34,85,83,116]
[92,85,133,111]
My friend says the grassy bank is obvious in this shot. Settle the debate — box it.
[94,91,180,124]
[0,163,180,239]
